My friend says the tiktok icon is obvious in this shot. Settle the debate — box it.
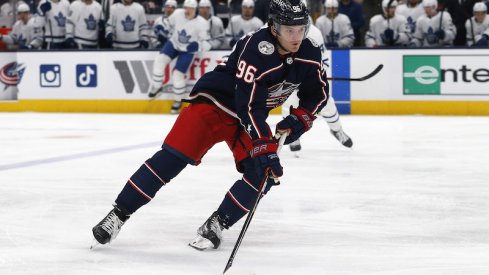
[76,64,97,87]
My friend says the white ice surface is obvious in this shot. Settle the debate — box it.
[0,113,488,275]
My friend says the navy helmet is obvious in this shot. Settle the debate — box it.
[269,0,310,26]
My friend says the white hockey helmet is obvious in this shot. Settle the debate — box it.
[199,0,212,8]
[473,2,487,12]
[382,0,398,9]
[301,0,308,8]
[164,0,177,7]
[242,0,255,7]
[183,0,198,8]
[17,3,30,13]
[324,0,339,8]
[422,0,437,9]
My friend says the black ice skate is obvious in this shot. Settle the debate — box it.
[331,129,353,148]
[289,139,302,152]
[91,206,130,248]
[170,100,182,114]
[189,211,224,250]
[148,86,163,98]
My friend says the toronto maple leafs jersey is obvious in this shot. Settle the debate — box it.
[166,9,211,52]
[225,15,263,47]
[315,14,354,48]
[412,11,456,47]
[465,16,489,46]
[189,27,329,141]
[205,15,225,49]
[151,15,171,48]
[395,3,424,34]
[66,0,104,46]
[365,14,411,47]
[1,18,42,49]
[106,2,149,49]
[34,0,70,43]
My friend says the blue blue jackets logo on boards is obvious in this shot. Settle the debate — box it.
[76,64,97,87]
[0,62,25,90]
[40,64,61,87]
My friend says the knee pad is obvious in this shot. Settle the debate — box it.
[152,54,171,85]
[172,70,187,95]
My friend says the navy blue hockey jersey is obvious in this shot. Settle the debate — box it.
[189,27,329,141]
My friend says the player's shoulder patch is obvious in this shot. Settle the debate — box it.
[258,41,275,55]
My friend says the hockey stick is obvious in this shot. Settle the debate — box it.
[327,64,383,82]
[223,133,287,274]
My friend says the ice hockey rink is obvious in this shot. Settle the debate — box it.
[0,112,488,275]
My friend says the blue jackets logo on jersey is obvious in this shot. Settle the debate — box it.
[55,12,67,27]
[266,81,300,108]
[121,15,135,32]
[85,14,97,31]
[178,29,192,44]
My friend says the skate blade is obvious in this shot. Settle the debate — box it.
[188,235,213,251]
[90,239,100,250]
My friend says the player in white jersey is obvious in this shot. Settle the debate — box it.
[198,0,225,49]
[34,0,70,49]
[0,0,27,16]
[0,4,42,49]
[106,0,149,49]
[151,0,177,49]
[225,0,264,49]
[65,0,104,49]
[465,2,489,47]
[315,0,354,48]
[148,0,211,114]
[282,23,353,151]
[365,0,411,47]
[396,0,425,34]
[411,0,456,47]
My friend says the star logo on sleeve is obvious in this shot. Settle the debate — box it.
[85,14,97,31]
[178,29,192,43]
[121,15,135,32]
[55,12,67,27]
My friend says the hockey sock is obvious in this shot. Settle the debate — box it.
[216,158,269,228]
[115,149,187,214]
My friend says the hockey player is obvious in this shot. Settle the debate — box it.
[365,0,411,47]
[0,0,27,16]
[396,0,425,34]
[65,0,105,49]
[282,20,352,153]
[34,0,70,49]
[198,0,225,49]
[0,4,42,49]
[105,0,150,49]
[91,0,328,250]
[151,0,177,49]
[411,0,457,47]
[148,0,211,114]
[224,0,264,49]
[465,2,489,47]
[315,0,355,48]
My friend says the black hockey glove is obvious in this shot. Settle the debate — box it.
[434,29,445,40]
[39,1,52,15]
[474,34,489,47]
[276,107,315,145]
[250,138,283,182]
